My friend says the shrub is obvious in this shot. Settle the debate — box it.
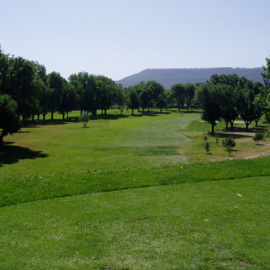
[253,132,264,144]
[79,111,89,128]
[204,142,210,154]
[222,137,236,156]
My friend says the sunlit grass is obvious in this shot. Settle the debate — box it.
[1,109,270,269]
[0,176,269,269]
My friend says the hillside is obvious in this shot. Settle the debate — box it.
[116,67,264,89]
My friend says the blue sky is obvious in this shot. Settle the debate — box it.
[1,0,269,80]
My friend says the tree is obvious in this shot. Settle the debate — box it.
[171,83,185,112]
[196,83,223,134]
[95,76,117,115]
[115,85,126,115]
[222,137,236,156]
[255,57,270,123]
[7,57,36,123]
[253,132,264,144]
[48,72,65,120]
[128,90,139,115]
[156,93,167,112]
[204,141,210,154]
[59,83,78,120]
[39,85,50,121]
[139,89,151,113]
[184,83,195,109]
[0,94,20,146]
[262,57,270,88]
[219,84,238,129]
[236,87,256,131]
[0,48,10,95]
[164,90,173,110]
[145,81,165,109]
[79,111,89,127]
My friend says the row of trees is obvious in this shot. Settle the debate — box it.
[196,74,264,133]
[0,47,197,122]
[0,45,270,144]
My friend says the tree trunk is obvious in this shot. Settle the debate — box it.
[51,111,54,120]
[37,114,40,120]
[131,108,134,115]
[0,131,7,147]
[225,121,229,129]
[43,114,46,121]
[211,122,215,134]
[245,122,250,131]
[104,109,107,115]
[230,121,234,128]
[62,113,65,120]
[22,115,27,126]
[0,134,4,147]
[255,120,258,126]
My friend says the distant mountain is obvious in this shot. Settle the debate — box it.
[116,68,264,89]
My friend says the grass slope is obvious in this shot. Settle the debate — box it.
[0,176,269,269]
[1,110,270,269]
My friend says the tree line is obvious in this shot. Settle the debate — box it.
[0,46,270,145]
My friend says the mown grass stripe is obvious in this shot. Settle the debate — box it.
[1,156,270,207]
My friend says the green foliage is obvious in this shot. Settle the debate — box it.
[0,94,20,146]
[203,141,210,153]
[253,132,264,144]
[127,90,139,115]
[196,83,223,134]
[236,87,257,131]
[222,137,236,156]
[79,111,89,127]
[171,83,185,111]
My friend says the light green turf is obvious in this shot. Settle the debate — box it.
[1,110,200,176]
[1,109,270,269]
[0,176,269,269]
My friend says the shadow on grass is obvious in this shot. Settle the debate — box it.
[215,133,252,139]
[0,143,48,167]
[90,114,129,120]
[222,125,267,133]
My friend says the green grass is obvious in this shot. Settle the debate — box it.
[0,176,269,269]
[1,156,270,207]
[1,110,198,175]
[1,109,270,269]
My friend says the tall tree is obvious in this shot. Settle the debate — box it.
[196,84,223,134]
[115,85,126,115]
[59,83,78,120]
[184,83,195,109]
[128,90,139,115]
[236,87,256,131]
[95,76,117,115]
[156,93,167,112]
[171,83,185,112]
[48,71,65,120]
[139,89,152,113]
[255,57,270,123]
[7,57,36,123]
[0,94,20,146]
[219,84,238,129]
